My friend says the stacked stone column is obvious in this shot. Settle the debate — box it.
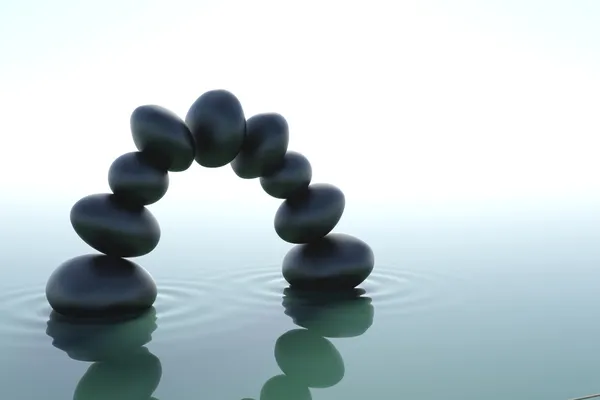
[45,89,374,320]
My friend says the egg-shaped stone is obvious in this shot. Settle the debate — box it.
[231,113,289,179]
[260,151,312,199]
[70,194,161,258]
[274,184,345,244]
[130,105,196,172]
[282,233,374,290]
[185,90,246,168]
[45,254,157,319]
[108,152,169,206]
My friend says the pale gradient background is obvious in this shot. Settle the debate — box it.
[1,2,600,399]
[1,0,598,217]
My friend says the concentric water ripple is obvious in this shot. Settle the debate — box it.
[0,264,470,349]
[0,277,254,349]
[213,264,471,318]
[151,277,249,342]
[361,265,471,316]
[154,277,276,341]
[0,284,52,348]
[212,265,288,313]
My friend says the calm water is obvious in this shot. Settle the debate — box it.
[0,199,599,400]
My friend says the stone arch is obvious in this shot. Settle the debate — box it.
[45,90,375,319]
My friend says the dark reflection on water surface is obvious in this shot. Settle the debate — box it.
[46,307,162,400]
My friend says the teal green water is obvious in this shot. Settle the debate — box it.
[0,202,598,399]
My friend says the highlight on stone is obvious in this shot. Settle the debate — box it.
[45,89,375,319]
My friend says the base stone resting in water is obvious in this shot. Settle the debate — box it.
[45,89,375,319]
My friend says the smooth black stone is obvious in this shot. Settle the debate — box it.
[260,151,312,199]
[274,184,345,244]
[108,152,169,206]
[46,255,158,319]
[231,113,289,179]
[275,329,344,388]
[282,233,374,290]
[70,194,161,258]
[260,375,311,400]
[46,307,158,362]
[130,105,195,172]
[282,288,374,338]
[185,90,246,168]
[74,348,162,400]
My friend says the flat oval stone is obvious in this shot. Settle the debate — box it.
[282,233,374,290]
[275,329,344,388]
[274,184,345,244]
[260,151,312,199]
[46,307,158,362]
[70,194,161,258]
[46,254,158,319]
[282,288,374,338]
[108,152,169,206]
[185,90,246,168]
[130,105,195,172]
[231,113,289,179]
[260,375,311,400]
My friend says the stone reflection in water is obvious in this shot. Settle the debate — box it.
[258,288,375,400]
[45,307,161,400]
[282,288,374,338]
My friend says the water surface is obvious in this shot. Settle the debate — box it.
[0,201,598,400]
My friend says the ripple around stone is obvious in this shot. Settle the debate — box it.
[0,265,467,349]
[150,278,245,342]
[0,285,53,348]
[360,265,469,316]
[211,265,288,312]
[214,264,469,318]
